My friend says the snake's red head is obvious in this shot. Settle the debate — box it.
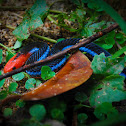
[4,53,31,73]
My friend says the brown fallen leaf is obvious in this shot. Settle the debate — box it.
[21,51,93,100]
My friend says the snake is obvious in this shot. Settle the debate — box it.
[4,38,126,78]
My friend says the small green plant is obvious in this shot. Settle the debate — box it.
[3,108,13,117]
[41,66,55,80]
[25,78,36,89]
[29,104,46,121]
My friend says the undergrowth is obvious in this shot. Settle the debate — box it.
[0,0,126,125]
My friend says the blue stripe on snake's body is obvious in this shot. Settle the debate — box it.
[25,38,126,78]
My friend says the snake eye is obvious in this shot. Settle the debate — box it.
[12,67,16,70]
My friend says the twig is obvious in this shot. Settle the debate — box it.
[0,23,119,80]
[0,43,15,55]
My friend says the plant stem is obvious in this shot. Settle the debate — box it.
[47,15,58,25]
[49,9,66,14]
[31,33,57,43]
[0,43,15,55]
[5,25,57,43]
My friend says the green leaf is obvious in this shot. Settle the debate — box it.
[29,104,46,121]
[81,0,88,3]
[105,37,115,45]
[25,78,36,89]
[95,0,126,33]
[78,113,88,123]
[115,33,125,44]
[13,0,48,41]
[16,100,25,108]
[116,33,123,39]
[91,53,125,75]
[112,46,126,59]
[3,108,12,117]
[87,2,103,11]
[48,98,67,113]
[41,66,55,80]
[6,51,15,62]
[76,9,86,17]
[94,102,118,120]
[13,18,30,41]
[71,0,81,5]
[91,113,126,126]
[75,92,88,103]
[0,90,7,100]
[29,16,43,30]
[36,79,42,87]
[0,71,5,88]
[12,72,25,81]
[101,43,113,50]
[89,75,126,107]
[51,108,64,121]
[57,38,65,43]
[13,40,22,49]
[9,82,18,92]
[0,49,2,64]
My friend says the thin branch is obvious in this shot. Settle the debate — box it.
[0,23,119,80]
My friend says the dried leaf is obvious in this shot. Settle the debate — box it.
[22,51,93,100]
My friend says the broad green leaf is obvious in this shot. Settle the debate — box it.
[91,53,125,75]
[78,113,88,123]
[94,102,118,120]
[3,108,12,117]
[29,16,43,30]
[41,66,55,80]
[28,0,48,17]
[13,18,30,41]
[51,108,64,121]
[25,78,36,89]
[13,0,48,41]
[89,75,126,107]
[0,49,2,64]
[9,82,18,92]
[6,51,15,62]
[0,90,7,100]
[16,100,25,108]
[29,104,46,121]
[0,71,5,88]
[12,72,25,81]
[75,92,88,103]
[13,40,22,49]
